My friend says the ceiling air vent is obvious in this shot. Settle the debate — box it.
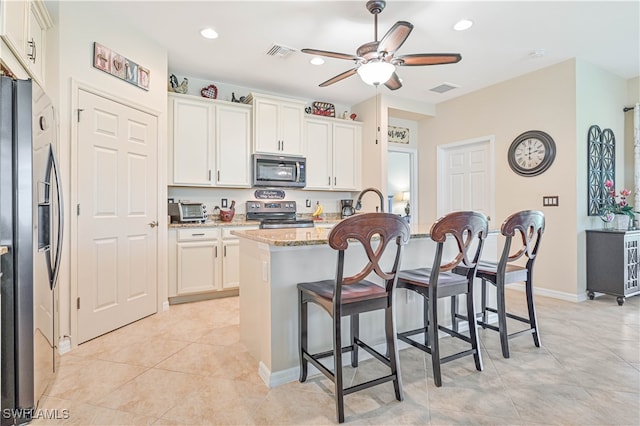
[266,44,295,58]
[429,82,460,94]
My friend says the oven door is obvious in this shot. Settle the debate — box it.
[253,154,306,188]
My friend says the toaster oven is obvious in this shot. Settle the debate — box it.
[168,201,207,223]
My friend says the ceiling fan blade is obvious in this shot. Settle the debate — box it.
[384,72,402,91]
[378,21,413,55]
[395,53,462,66]
[301,48,359,61]
[319,68,359,87]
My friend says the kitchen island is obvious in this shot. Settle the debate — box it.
[232,225,497,388]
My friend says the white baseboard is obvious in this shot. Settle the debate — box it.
[162,300,170,311]
[506,283,585,302]
[58,336,72,354]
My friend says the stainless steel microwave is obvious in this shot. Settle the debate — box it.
[252,154,306,188]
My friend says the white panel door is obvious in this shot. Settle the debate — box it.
[440,138,493,221]
[216,104,251,187]
[77,89,158,343]
[304,119,332,189]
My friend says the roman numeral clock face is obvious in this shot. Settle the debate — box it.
[508,130,556,176]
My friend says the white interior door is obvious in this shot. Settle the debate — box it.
[438,137,494,222]
[76,89,158,344]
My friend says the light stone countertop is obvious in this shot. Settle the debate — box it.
[0,246,7,256]
[231,223,433,247]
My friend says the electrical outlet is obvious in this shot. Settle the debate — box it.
[306,199,311,208]
[543,196,559,206]
[221,198,228,208]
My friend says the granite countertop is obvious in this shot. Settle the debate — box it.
[169,219,261,229]
[231,223,432,247]
[0,246,8,256]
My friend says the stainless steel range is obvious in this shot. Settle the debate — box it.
[246,201,315,229]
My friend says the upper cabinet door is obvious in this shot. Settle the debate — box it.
[250,93,305,156]
[170,96,215,186]
[332,122,361,191]
[27,1,48,85]
[279,101,304,155]
[216,104,251,187]
[304,119,332,190]
[1,0,28,60]
[253,98,280,154]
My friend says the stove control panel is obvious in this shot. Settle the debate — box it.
[246,200,297,214]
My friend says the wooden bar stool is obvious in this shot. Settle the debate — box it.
[297,213,410,423]
[475,210,545,358]
[396,211,488,387]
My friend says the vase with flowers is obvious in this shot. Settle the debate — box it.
[600,180,635,230]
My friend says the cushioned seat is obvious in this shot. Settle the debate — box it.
[297,213,410,423]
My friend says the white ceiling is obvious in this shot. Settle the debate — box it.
[91,0,639,106]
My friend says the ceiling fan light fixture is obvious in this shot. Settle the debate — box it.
[357,61,395,85]
[310,57,325,65]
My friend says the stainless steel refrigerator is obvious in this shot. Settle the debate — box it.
[0,77,63,425]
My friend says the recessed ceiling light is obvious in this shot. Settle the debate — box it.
[453,19,473,31]
[200,28,219,39]
[310,57,325,65]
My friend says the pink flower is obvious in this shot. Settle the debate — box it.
[605,180,614,188]
[620,188,631,197]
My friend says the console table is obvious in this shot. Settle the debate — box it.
[586,229,640,305]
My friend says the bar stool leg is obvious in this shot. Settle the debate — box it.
[480,278,488,327]
[525,274,541,347]
[428,296,442,387]
[334,316,345,423]
[422,292,429,346]
[385,304,403,401]
[298,290,308,382]
[450,296,459,332]
[350,314,359,367]
[496,277,510,358]
[466,289,483,371]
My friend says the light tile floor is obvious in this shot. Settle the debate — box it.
[35,290,639,425]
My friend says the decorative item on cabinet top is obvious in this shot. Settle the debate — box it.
[312,101,335,117]
[200,84,218,99]
[168,74,188,94]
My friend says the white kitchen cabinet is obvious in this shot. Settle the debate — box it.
[173,229,220,296]
[168,226,257,301]
[216,103,252,187]
[169,93,251,187]
[0,0,51,86]
[304,117,361,191]
[247,93,305,155]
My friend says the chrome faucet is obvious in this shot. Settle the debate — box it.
[355,187,384,213]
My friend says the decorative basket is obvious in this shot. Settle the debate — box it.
[200,84,218,99]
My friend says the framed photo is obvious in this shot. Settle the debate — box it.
[388,125,410,144]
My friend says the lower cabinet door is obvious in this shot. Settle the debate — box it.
[222,239,240,289]
[177,240,219,294]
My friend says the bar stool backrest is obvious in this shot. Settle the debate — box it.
[499,210,545,273]
[329,213,410,304]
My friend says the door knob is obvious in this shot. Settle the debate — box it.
[148,221,158,228]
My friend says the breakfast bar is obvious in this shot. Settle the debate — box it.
[232,225,497,388]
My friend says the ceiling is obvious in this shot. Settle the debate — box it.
[90,1,639,107]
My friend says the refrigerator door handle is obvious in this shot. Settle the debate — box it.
[47,144,64,290]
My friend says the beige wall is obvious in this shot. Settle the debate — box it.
[50,2,168,344]
[415,59,634,300]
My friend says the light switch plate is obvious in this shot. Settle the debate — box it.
[306,199,311,208]
[543,196,559,206]
[221,198,228,208]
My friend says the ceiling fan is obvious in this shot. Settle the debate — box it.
[301,0,462,90]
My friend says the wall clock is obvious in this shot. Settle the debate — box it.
[507,130,556,176]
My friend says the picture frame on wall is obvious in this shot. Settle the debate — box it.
[93,42,150,91]
[388,125,410,144]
